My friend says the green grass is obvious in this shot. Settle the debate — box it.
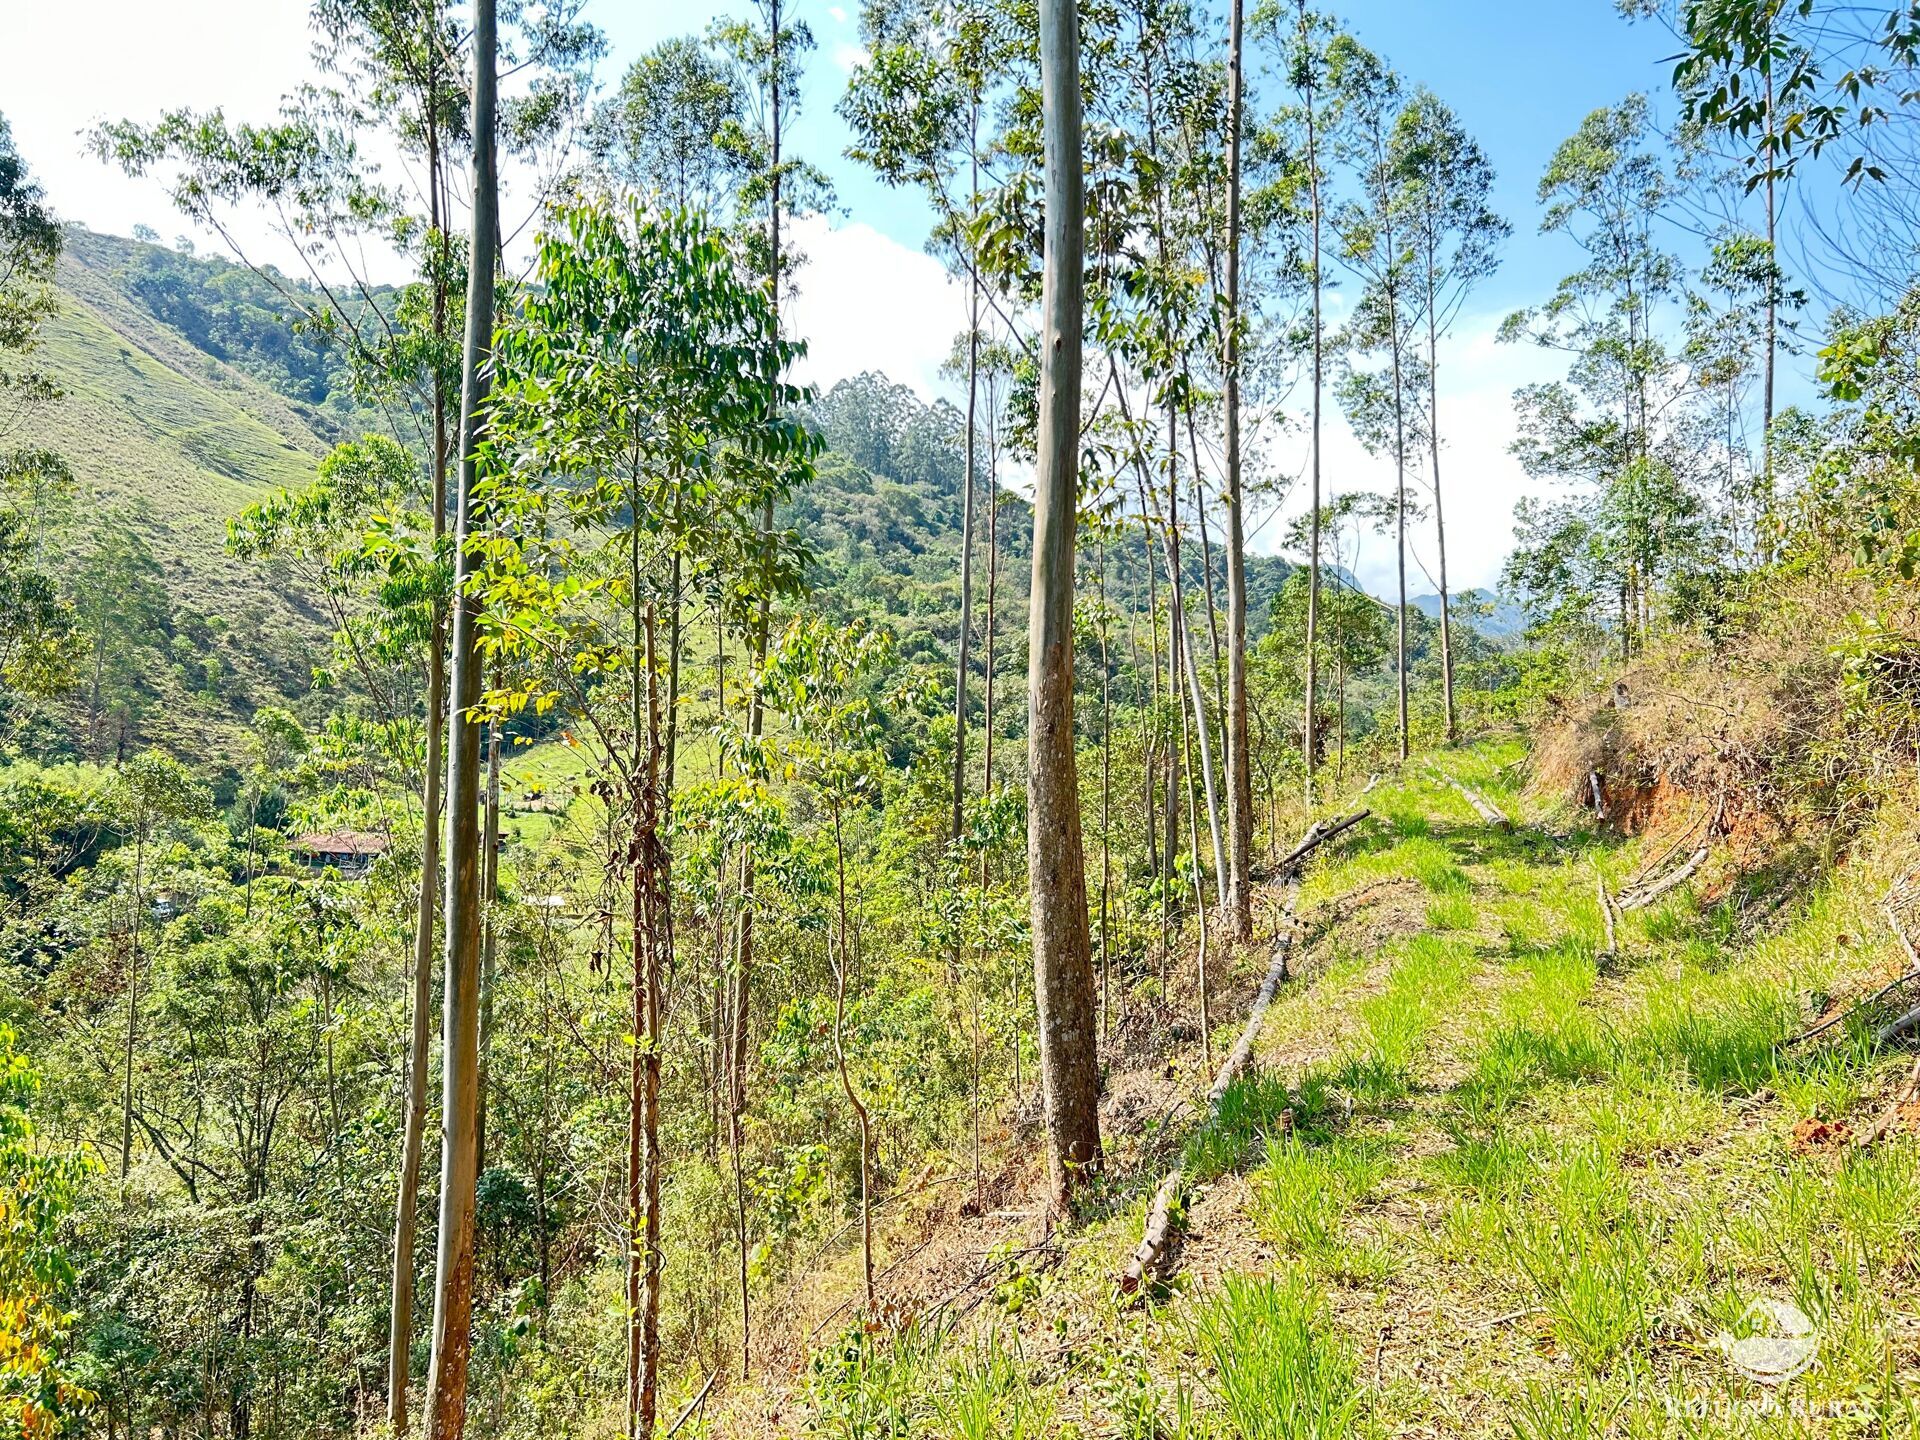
[1191,1273,1363,1440]
[20,255,336,756]
[809,740,1920,1438]
[1182,1068,1312,1182]
[1254,1134,1395,1278]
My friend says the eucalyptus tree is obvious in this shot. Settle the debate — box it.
[1270,499,1393,782]
[1649,0,1920,304]
[1328,37,1420,762]
[1022,0,1104,1216]
[712,0,836,302]
[1618,0,1794,540]
[1102,0,1230,918]
[593,36,748,211]
[89,14,599,1425]
[1394,90,1505,743]
[108,751,214,1195]
[706,1,834,1214]
[843,0,1014,845]
[480,200,812,1433]
[1503,96,1678,465]
[1221,0,1256,941]
[422,1,495,1431]
[1502,96,1686,658]
[1253,0,1338,797]
[1683,229,1777,555]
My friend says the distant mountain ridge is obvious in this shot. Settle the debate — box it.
[1411,588,1527,640]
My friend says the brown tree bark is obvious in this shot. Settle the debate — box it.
[1028,0,1103,1214]
[625,606,667,1440]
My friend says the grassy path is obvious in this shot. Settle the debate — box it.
[797,741,1920,1438]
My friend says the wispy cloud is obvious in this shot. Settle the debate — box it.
[786,214,968,402]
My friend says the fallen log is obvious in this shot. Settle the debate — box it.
[1119,815,1356,1300]
[1208,880,1303,1106]
[1621,795,1720,896]
[1117,1169,1184,1297]
[1619,842,1709,911]
[1595,876,1619,959]
[1272,809,1370,875]
[1437,770,1511,831]
[666,1373,718,1438]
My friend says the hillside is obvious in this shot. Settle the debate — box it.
[14,230,1337,771]
[727,745,1920,1435]
[13,230,344,762]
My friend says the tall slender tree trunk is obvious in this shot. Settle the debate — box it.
[1029,0,1103,1213]
[421,6,495,1433]
[1760,64,1777,562]
[1391,308,1410,765]
[727,5,787,1372]
[1425,252,1456,744]
[829,808,875,1310]
[476,715,501,1171]
[1137,505,1160,902]
[1098,532,1113,1046]
[626,603,667,1440]
[120,827,144,1194]
[1163,418,1226,911]
[953,107,981,845]
[1174,611,1212,1072]
[1221,0,1253,940]
[1299,0,1324,804]
[1184,411,1225,713]
[391,322,447,1440]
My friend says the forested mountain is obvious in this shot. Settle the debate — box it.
[10,229,1339,774]
[7,2,1920,1438]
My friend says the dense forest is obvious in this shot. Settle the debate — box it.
[4,0,1920,1436]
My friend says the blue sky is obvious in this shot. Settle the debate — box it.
[0,0,1816,591]
[591,0,1706,305]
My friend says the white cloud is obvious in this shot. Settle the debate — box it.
[784,213,968,401]
[1249,312,1568,596]
[828,5,850,23]
[0,0,314,257]
[831,40,870,73]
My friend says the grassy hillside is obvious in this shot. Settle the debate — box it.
[13,234,343,763]
[716,742,1920,1436]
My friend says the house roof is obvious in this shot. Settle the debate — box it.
[291,831,392,856]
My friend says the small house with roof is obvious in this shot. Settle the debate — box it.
[290,830,391,878]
